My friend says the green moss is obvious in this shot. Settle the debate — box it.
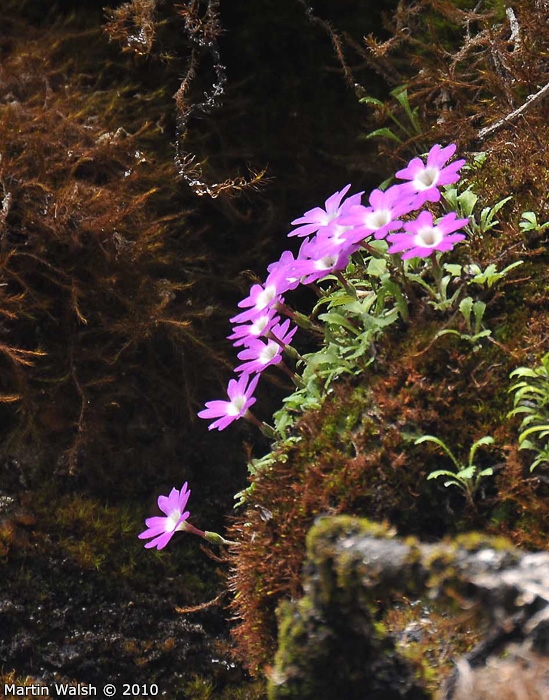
[268,517,432,700]
[453,531,515,553]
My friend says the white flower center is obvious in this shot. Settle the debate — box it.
[166,509,182,532]
[414,226,443,248]
[255,284,277,309]
[315,254,337,271]
[259,341,279,365]
[330,224,352,245]
[414,166,439,190]
[365,209,391,230]
[250,315,270,335]
[323,209,340,224]
[227,394,247,416]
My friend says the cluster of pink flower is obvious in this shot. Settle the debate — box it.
[139,144,469,550]
[198,143,468,432]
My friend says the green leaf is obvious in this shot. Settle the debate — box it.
[468,436,494,468]
[457,189,478,217]
[443,263,462,277]
[359,95,385,107]
[456,465,476,481]
[363,127,402,143]
[318,312,359,335]
[415,435,462,471]
[427,469,459,480]
[472,300,486,333]
[391,86,421,133]
[519,424,549,441]
[509,367,539,378]
[459,296,473,328]
[367,257,388,277]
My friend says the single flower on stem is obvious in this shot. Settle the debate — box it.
[387,211,468,260]
[138,482,238,549]
[266,250,304,293]
[231,282,283,324]
[198,372,260,430]
[292,236,354,285]
[228,308,281,347]
[395,143,465,205]
[138,482,193,550]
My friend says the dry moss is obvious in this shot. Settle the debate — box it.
[0,6,235,492]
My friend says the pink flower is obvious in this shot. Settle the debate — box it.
[395,143,465,205]
[228,308,281,348]
[265,250,303,293]
[235,319,297,374]
[289,236,354,284]
[198,373,260,430]
[288,185,363,238]
[387,211,468,260]
[230,282,283,324]
[138,482,192,550]
[339,184,416,240]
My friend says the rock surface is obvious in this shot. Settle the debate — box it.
[269,516,549,700]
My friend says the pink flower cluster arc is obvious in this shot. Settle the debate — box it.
[198,143,468,431]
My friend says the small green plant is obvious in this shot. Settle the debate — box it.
[442,185,512,240]
[509,353,549,471]
[415,434,495,506]
[360,85,423,148]
[519,211,549,236]
[434,296,491,349]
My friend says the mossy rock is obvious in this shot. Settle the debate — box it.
[269,515,549,699]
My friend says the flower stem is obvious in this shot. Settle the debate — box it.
[243,410,277,438]
[278,359,304,388]
[204,531,239,546]
[336,271,357,297]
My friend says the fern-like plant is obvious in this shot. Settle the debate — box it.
[509,353,549,471]
[415,434,495,506]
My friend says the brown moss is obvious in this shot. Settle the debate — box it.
[0,8,234,491]
[361,0,549,241]
[228,264,549,672]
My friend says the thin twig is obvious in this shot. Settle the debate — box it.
[175,590,227,614]
[477,80,549,141]
[506,7,521,50]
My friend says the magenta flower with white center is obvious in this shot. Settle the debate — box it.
[266,250,303,293]
[289,236,354,284]
[339,184,417,240]
[395,143,466,205]
[230,282,283,324]
[138,482,192,550]
[387,210,468,260]
[304,216,367,258]
[235,319,297,374]
[198,372,260,430]
[228,309,281,348]
[237,281,279,312]
[288,185,363,238]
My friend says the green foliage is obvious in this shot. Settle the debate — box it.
[182,677,216,700]
[415,435,495,506]
[519,211,549,236]
[442,185,512,240]
[434,296,491,348]
[360,86,423,152]
[509,353,549,471]
[240,179,524,495]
